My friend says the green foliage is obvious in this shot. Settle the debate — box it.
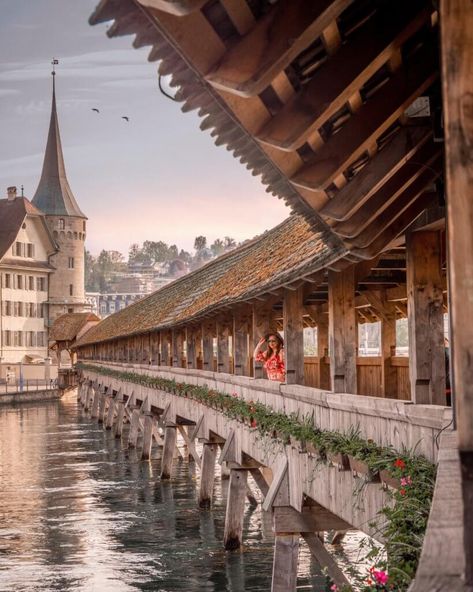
[78,362,436,591]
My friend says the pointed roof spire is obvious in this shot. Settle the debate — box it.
[32,59,86,218]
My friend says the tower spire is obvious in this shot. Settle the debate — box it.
[32,60,86,218]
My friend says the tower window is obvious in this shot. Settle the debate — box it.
[59,219,65,230]
[15,242,23,257]
[83,221,86,231]
[4,274,11,288]
[28,276,34,290]
[69,284,73,296]
[68,257,74,269]
[27,243,34,258]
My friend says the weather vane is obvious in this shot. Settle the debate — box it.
[51,58,59,76]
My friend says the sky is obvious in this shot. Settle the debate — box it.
[0,0,289,256]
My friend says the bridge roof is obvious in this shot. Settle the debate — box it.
[76,214,342,346]
[89,0,443,266]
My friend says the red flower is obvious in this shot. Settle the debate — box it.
[400,488,407,496]
[394,458,406,469]
[250,419,257,428]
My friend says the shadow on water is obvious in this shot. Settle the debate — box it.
[0,393,357,591]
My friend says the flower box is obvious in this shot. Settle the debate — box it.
[348,455,380,482]
[380,469,401,490]
[327,450,350,470]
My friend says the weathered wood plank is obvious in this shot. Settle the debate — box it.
[273,505,351,533]
[206,0,352,97]
[328,267,357,393]
[283,287,304,385]
[302,533,350,588]
[406,231,445,404]
[161,426,177,479]
[199,442,218,508]
[271,534,299,592]
[223,469,248,550]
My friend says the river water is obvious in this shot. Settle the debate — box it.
[0,393,364,592]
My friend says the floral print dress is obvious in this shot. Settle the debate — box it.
[255,350,286,382]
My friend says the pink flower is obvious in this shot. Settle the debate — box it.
[400,476,412,486]
[373,570,388,585]
[330,585,338,592]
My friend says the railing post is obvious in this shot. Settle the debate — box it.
[186,326,198,370]
[380,292,398,398]
[233,310,250,376]
[440,4,473,582]
[202,321,215,371]
[406,230,445,404]
[216,319,231,374]
[283,286,305,385]
[172,329,184,368]
[328,266,357,393]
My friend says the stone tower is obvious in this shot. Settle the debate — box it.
[32,69,87,324]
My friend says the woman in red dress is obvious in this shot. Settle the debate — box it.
[253,333,285,382]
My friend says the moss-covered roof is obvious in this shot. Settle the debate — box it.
[76,215,343,347]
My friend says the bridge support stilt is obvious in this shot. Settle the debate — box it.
[224,468,248,550]
[161,426,177,479]
[199,442,218,508]
[91,389,100,419]
[105,398,115,429]
[271,534,299,592]
[141,414,154,460]
[115,402,125,438]
[98,393,107,424]
[128,409,141,448]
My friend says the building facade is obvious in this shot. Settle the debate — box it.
[0,188,56,364]
[85,292,145,319]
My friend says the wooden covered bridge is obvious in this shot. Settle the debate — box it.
[76,0,473,589]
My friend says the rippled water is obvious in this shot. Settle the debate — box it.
[0,392,351,592]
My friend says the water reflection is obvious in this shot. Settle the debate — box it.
[0,393,360,591]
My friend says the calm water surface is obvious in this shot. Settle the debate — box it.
[0,393,363,592]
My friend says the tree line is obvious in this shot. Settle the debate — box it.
[85,235,239,292]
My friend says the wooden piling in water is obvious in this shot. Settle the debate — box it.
[271,534,299,592]
[105,398,115,429]
[98,393,107,424]
[199,442,218,508]
[223,468,248,550]
[161,426,177,479]
[91,388,100,419]
[142,414,154,460]
[128,409,141,447]
[115,401,125,438]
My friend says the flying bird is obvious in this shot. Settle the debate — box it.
[91,108,100,113]
[122,116,129,122]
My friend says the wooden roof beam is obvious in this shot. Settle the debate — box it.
[334,141,441,237]
[320,126,431,221]
[258,1,431,151]
[136,0,208,16]
[291,39,438,193]
[346,158,442,248]
[349,191,436,259]
[205,0,352,97]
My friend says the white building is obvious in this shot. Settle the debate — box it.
[0,187,57,364]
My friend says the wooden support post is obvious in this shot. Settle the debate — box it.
[98,394,108,424]
[202,321,215,372]
[91,388,100,419]
[380,292,398,398]
[186,326,198,370]
[328,266,357,393]
[216,320,231,374]
[233,311,250,376]
[84,385,92,410]
[406,231,445,404]
[160,331,169,366]
[302,533,350,588]
[249,468,270,498]
[172,329,184,368]
[440,3,473,583]
[115,401,125,438]
[271,534,299,592]
[223,468,248,550]
[142,414,154,460]
[283,286,305,385]
[317,313,330,390]
[252,302,273,378]
[199,442,218,508]
[161,426,177,480]
[128,409,141,448]
[105,397,115,429]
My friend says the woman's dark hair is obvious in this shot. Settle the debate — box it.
[264,332,284,356]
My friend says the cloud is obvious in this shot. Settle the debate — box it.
[0,89,20,98]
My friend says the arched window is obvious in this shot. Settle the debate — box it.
[67,231,72,239]
[78,233,82,240]
[59,231,65,240]
[74,232,78,240]
[59,219,65,230]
